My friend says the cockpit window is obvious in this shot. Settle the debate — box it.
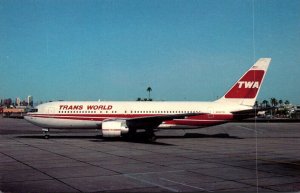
[29,108,38,112]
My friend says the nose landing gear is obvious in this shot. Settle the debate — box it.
[42,128,50,139]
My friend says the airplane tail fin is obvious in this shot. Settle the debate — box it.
[215,58,271,106]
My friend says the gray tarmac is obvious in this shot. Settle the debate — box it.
[1,118,300,192]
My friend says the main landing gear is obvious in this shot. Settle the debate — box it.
[42,128,50,139]
[145,130,157,142]
[123,129,157,142]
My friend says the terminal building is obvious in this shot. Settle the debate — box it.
[1,95,34,118]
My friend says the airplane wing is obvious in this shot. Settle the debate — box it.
[128,112,205,122]
[112,112,208,130]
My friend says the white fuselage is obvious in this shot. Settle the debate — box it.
[25,101,251,130]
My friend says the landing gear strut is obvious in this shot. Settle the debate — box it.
[42,128,50,139]
[123,129,137,141]
[145,130,157,142]
[123,129,157,142]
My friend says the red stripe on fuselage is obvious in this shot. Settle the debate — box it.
[27,113,234,127]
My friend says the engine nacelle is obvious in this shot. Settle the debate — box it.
[102,120,129,137]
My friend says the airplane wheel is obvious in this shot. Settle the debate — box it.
[146,133,157,142]
[148,135,157,142]
[124,134,134,141]
[43,129,50,139]
[123,130,137,141]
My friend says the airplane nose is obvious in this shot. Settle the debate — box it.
[24,114,33,122]
[24,112,31,118]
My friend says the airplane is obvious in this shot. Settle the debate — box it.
[25,58,271,141]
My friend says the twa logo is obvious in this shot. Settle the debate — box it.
[237,81,259,89]
[225,70,264,98]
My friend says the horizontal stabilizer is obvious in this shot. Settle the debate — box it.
[231,107,276,116]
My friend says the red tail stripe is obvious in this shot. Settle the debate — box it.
[225,70,264,99]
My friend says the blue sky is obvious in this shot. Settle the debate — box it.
[1,0,299,104]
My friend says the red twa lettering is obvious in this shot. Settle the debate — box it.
[237,81,259,88]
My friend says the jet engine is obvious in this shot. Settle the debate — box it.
[101,120,129,137]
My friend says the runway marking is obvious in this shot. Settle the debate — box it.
[126,170,185,176]
[0,151,83,192]
[259,158,300,166]
[237,125,263,134]
[124,174,179,192]
[160,178,213,192]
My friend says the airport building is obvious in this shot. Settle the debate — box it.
[15,97,21,106]
[27,95,33,107]
[0,95,34,118]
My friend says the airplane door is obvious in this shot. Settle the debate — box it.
[207,107,214,118]
[48,107,55,114]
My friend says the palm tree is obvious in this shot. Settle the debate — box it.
[262,100,269,107]
[270,98,279,117]
[278,99,283,107]
[146,87,152,100]
[284,100,290,105]
[254,100,259,107]
[270,98,278,107]
[136,97,141,101]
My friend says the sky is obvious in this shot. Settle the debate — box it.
[1,0,300,104]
